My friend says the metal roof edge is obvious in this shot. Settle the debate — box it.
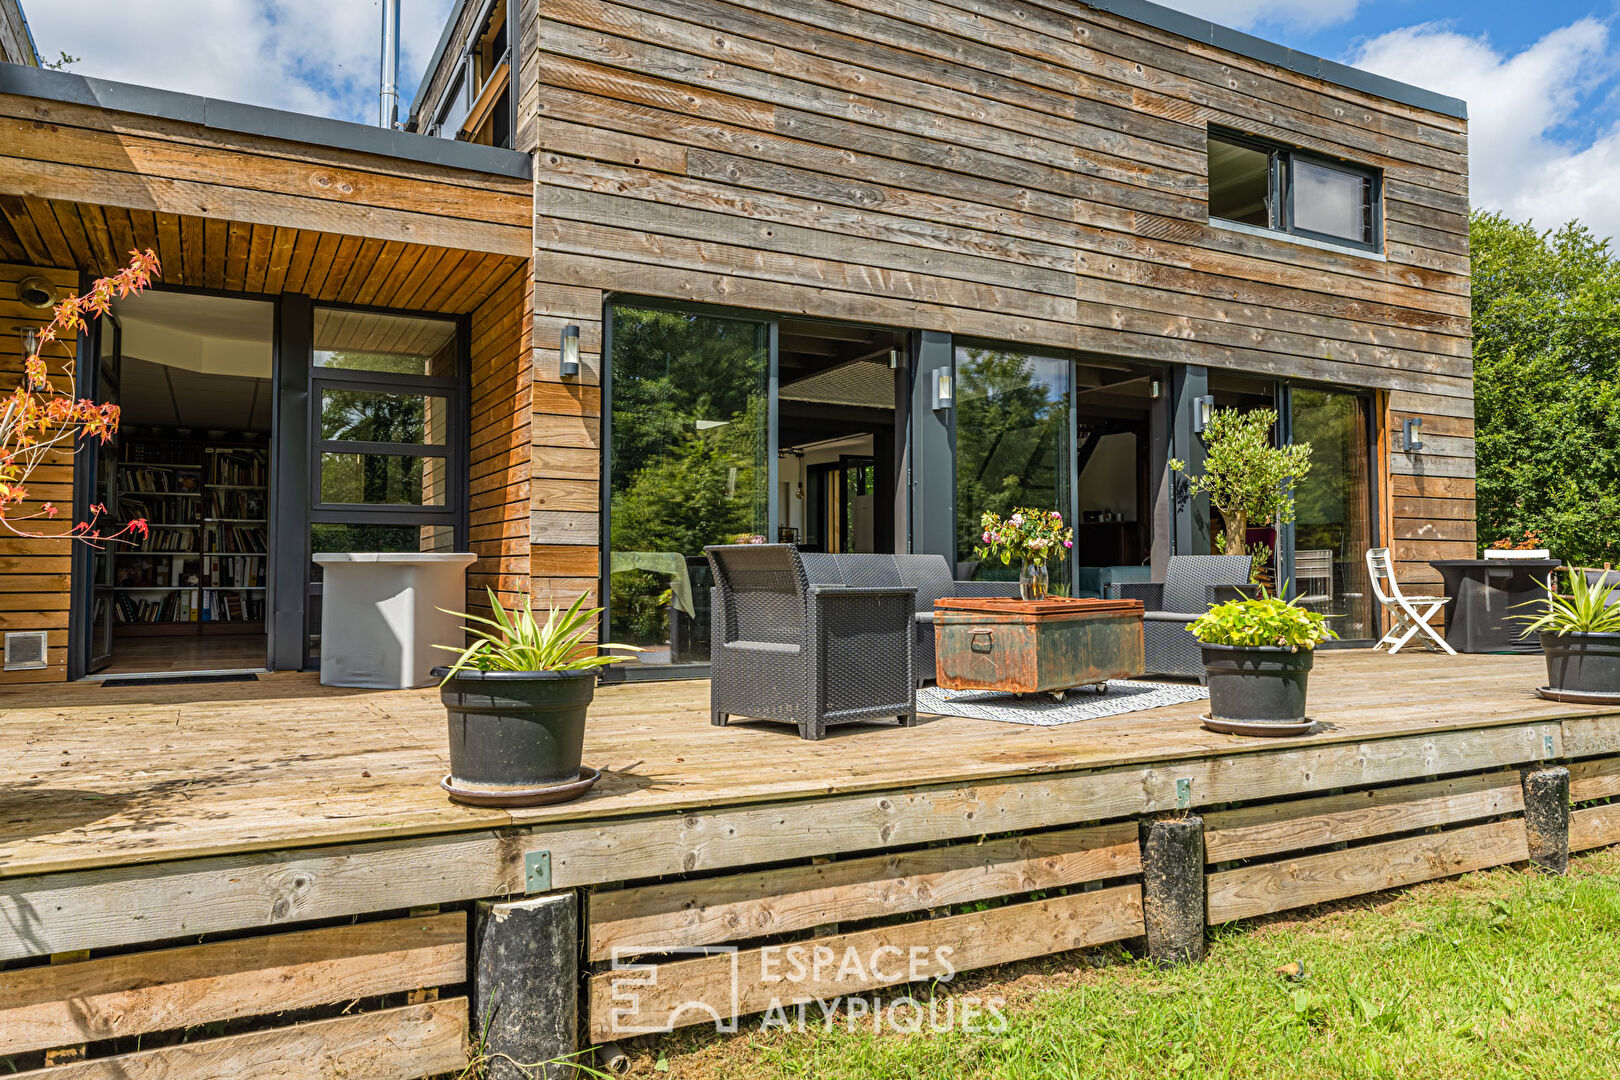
[0,63,533,178]
[1085,0,1468,120]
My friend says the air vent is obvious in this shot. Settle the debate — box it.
[4,630,48,670]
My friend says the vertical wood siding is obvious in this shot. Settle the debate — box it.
[524,0,1473,597]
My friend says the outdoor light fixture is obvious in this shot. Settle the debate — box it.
[559,325,580,378]
[1191,394,1215,433]
[1150,378,1162,400]
[888,348,898,370]
[930,367,953,411]
[14,326,38,362]
[1403,416,1423,452]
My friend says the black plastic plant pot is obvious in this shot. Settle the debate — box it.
[434,667,597,804]
[1201,644,1314,726]
[1542,632,1620,695]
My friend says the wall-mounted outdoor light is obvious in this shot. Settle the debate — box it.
[1191,394,1215,433]
[1402,416,1423,452]
[1150,378,1162,400]
[13,326,38,363]
[559,325,581,378]
[930,368,953,411]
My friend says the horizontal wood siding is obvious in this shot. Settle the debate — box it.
[470,261,535,614]
[0,92,529,260]
[527,0,1473,563]
[0,263,79,684]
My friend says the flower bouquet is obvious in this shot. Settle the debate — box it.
[975,508,1074,600]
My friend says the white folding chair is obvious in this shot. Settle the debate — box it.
[1294,549,1335,608]
[1366,547,1456,655]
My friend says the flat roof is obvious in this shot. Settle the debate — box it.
[1091,0,1467,119]
[0,63,533,178]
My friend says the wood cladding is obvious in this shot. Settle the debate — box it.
[525,0,1474,581]
[469,261,534,612]
[0,263,78,684]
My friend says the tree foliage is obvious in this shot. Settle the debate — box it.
[1471,212,1620,564]
[1171,407,1312,556]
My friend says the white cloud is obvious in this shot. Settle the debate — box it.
[1173,0,1360,34]
[24,0,456,125]
[1350,19,1620,238]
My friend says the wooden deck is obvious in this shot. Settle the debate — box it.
[0,650,1613,882]
[6,649,1620,1073]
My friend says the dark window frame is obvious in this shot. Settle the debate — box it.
[424,0,514,149]
[1208,127,1383,253]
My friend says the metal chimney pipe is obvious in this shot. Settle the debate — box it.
[378,0,401,128]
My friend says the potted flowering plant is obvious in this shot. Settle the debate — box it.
[1485,529,1550,560]
[975,507,1074,600]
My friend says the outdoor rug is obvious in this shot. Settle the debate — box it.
[916,679,1208,727]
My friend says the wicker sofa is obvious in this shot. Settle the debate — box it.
[800,552,1021,684]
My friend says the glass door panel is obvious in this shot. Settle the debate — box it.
[606,305,770,670]
[953,345,1072,587]
[88,315,121,673]
[1289,388,1374,641]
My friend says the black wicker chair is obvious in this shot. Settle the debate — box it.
[1107,555,1253,679]
[706,544,917,740]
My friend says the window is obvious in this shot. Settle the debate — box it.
[425,0,512,148]
[306,308,463,665]
[1207,129,1380,251]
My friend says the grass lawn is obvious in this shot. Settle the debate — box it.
[620,847,1620,1079]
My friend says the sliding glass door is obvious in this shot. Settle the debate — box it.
[1285,387,1375,642]
[604,305,771,672]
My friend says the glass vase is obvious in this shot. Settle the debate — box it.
[1019,561,1049,601]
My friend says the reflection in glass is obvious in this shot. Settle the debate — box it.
[1292,159,1371,245]
[320,389,446,445]
[1290,390,1373,640]
[954,346,1072,586]
[314,309,456,376]
[1208,136,1271,227]
[320,453,444,506]
[607,306,770,667]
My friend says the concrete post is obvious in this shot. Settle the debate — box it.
[1521,766,1571,874]
[472,891,579,1080]
[1139,814,1206,965]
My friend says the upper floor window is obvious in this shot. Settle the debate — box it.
[426,0,512,149]
[1207,128,1380,252]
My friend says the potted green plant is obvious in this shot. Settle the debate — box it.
[1517,570,1620,701]
[433,589,637,807]
[976,507,1074,600]
[1170,407,1312,583]
[1187,590,1337,735]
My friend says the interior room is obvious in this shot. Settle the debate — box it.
[775,319,906,553]
[88,291,275,677]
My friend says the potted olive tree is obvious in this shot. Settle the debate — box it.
[1519,570,1620,702]
[1188,591,1337,736]
[434,589,637,807]
[1170,407,1312,584]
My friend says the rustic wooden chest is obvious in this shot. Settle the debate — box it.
[933,597,1145,695]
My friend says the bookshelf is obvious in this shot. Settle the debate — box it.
[113,432,269,636]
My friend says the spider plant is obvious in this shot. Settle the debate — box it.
[436,588,639,680]
[1515,570,1620,636]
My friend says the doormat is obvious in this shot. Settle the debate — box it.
[100,673,261,688]
[917,680,1208,727]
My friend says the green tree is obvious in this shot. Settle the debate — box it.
[1471,212,1620,563]
[1171,407,1312,557]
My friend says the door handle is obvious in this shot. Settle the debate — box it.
[970,629,994,652]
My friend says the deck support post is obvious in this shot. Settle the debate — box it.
[1139,814,1206,965]
[1520,766,1571,874]
[472,891,579,1080]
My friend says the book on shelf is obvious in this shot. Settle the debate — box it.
[205,554,262,587]
[201,589,264,623]
[205,522,268,554]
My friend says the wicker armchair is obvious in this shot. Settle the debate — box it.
[1107,555,1253,679]
[706,544,916,740]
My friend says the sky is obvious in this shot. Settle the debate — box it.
[20,0,1620,237]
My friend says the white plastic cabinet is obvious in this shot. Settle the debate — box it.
[313,552,478,688]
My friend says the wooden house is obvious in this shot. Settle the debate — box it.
[0,0,1471,685]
